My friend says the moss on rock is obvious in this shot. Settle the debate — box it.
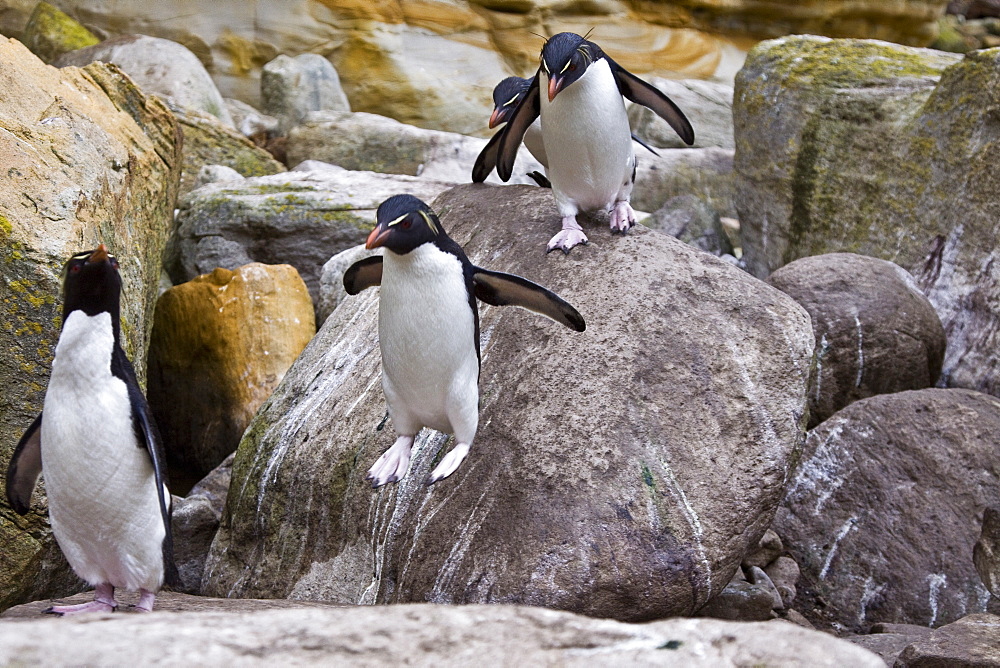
[22,2,98,64]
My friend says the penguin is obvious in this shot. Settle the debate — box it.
[473,75,662,187]
[483,32,695,254]
[5,244,178,615]
[343,194,585,486]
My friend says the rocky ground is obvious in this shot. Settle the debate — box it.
[1,1,999,665]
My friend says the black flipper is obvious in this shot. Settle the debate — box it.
[473,268,586,332]
[5,413,43,515]
[608,56,694,146]
[343,256,384,294]
[497,73,541,182]
[112,348,180,588]
[526,171,551,188]
[631,133,660,157]
[472,130,504,183]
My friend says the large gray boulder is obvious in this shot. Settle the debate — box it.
[202,184,814,621]
[55,34,234,126]
[0,594,884,666]
[775,389,1000,632]
[896,613,1000,666]
[170,167,457,305]
[261,54,350,132]
[0,37,181,611]
[632,147,736,219]
[767,253,945,427]
[734,36,1000,399]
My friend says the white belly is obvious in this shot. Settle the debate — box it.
[41,311,165,592]
[378,245,479,440]
[540,60,635,214]
[524,120,547,168]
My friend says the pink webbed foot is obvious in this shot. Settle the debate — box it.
[44,583,117,616]
[367,435,415,487]
[547,216,589,254]
[427,443,471,485]
[610,200,636,234]
[133,588,157,612]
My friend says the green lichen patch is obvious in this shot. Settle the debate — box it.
[22,2,99,64]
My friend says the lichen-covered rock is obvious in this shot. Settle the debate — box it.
[55,34,234,126]
[0,36,181,610]
[21,1,98,64]
[0,595,885,666]
[767,253,945,427]
[202,184,813,622]
[628,79,734,150]
[261,54,350,132]
[735,37,1000,399]
[148,264,315,476]
[170,104,285,195]
[775,389,1000,632]
[285,110,544,185]
[170,168,458,305]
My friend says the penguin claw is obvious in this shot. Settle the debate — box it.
[427,443,471,484]
[610,201,636,234]
[367,435,414,488]
[546,229,589,254]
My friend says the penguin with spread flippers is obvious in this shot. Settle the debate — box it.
[481,32,694,254]
[473,75,661,187]
[343,195,585,486]
[5,245,178,614]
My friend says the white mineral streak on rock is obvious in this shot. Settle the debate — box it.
[927,572,947,626]
[819,516,857,580]
[786,420,845,515]
[429,487,496,601]
[858,576,886,624]
[854,314,864,388]
[658,460,713,602]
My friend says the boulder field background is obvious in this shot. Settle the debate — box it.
[1,0,1000,664]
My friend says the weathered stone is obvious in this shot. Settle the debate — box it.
[148,264,315,475]
[697,573,778,622]
[644,194,735,257]
[775,389,1000,632]
[170,494,218,594]
[0,594,884,666]
[846,625,934,666]
[632,147,736,219]
[171,104,285,196]
[170,168,458,304]
[224,98,279,139]
[747,566,784,610]
[765,556,800,609]
[285,110,544,185]
[55,34,234,126]
[261,54,350,132]
[202,183,813,622]
[974,507,1000,596]
[628,78,734,150]
[188,453,235,519]
[744,528,784,569]
[0,36,181,612]
[735,37,1000,399]
[317,244,375,325]
[21,1,98,64]
[767,253,945,427]
[194,165,244,190]
[896,613,1000,666]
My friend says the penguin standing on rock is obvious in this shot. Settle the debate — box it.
[480,32,695,254]
[344,195,586,486]
[5,244,178,615]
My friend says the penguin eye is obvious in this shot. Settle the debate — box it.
[110,258,119,269]
[401,218,413,229]
[568,63,577,72]
[70,264,82,273]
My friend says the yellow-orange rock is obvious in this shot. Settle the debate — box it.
[147,263,315,476]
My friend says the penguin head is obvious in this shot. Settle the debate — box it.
[366,195,446,255]
[540,32,597,102]
[489,76,531,128]
[62,244,122,320]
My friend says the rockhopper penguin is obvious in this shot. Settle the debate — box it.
[479,32,695,254]
[343,195,586,486]
[473,74,661,187]
[5,244,178,614]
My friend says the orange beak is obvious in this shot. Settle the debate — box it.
[88,244,109,263]
[488,107,504,129]
[365,227,390,249]
[547,75,563,103]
